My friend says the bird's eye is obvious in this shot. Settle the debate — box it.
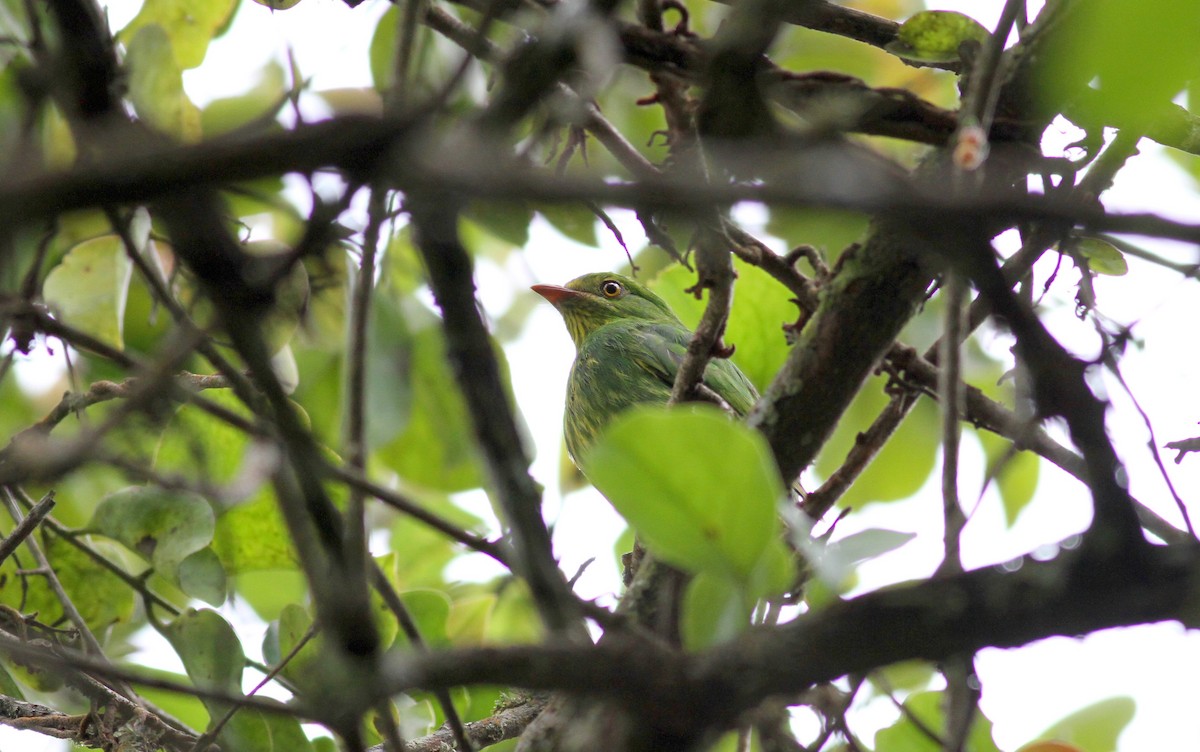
[600,280,623,298]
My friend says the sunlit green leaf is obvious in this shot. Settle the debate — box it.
[124,24,201,139]
[233,569,308,621]
[387,586,452,648]
[369,6,400,91]
[1039,0,1200,127]
[651,258,796,391]
[387,497,484,590]
[487,581,542,644]
[978,432,1041,526]
[1074,237,1129,276]
[0,534,135,632]
[866,661,936,695]
[42,235,133,351]
[586,406,791,596]
[1033,696,1135,752]
[213,495,298,572]
[156,391,299,573]
[889,11,989,64]
[681,571,751,649]
[201,62,287,137]
[446,594,496,645]
[122,0,238,69]
[815,374,940,507]
[875,690,1001,752]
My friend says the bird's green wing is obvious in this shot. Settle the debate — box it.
[632,323,760,416]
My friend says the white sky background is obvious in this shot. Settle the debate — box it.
[7,0,1200,749]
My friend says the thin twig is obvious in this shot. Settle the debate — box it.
[328,463,508,563]
[0,487,134,702]
[0,491,55,567]
[409,199,585,638]
[370,565,474,752]
[9,486,181,615]
[937,272,966,575]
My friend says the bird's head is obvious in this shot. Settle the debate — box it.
[532,272,679,349]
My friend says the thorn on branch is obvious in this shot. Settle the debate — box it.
[1165,436,1200,464]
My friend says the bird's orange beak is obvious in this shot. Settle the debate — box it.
[531,284,583,306]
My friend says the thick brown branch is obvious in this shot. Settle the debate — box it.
[380,542,1200,739]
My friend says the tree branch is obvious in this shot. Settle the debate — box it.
[409,197,585,638]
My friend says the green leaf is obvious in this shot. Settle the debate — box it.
[121,0,238,69]
[446,594,496,645]
[978,432,1041,526]
[124,24,201,139]
[537,204,599,247]
[166,608,316,751]
[815,374,940,507]
[42,235,133,351]
[462,201,534,249]
[765,209,868,261]
[387,498,483,590]
[387,587,452,648]
[92,486,215,576]
[487,581,542,644]
[875,689,1001,752]
[177,548,228,606]
[155,391,299,573]
[360,292,415,451]
[1074,237,1129,276]
[0,535,135,632]
[681,571,752,649]
[232,569,308,621]
[1034,696,1135,752]
[251,0,304,9]
[262,603,321,692]
[651,258,796,391]
[1039,0,1200,128]
[201,62,287,137]
[212,495,298,572]
[0,661,25,700]
[0,3,28,68]
[219,710,314,752]
[866,661,936,695]
[586,406,791,596]
[369,6,399,91]
[889,11,990,64]
[376,303,488,492]
[164,608,244,694]
[803,528,916,588]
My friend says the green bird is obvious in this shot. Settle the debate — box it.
[532,272,759,468]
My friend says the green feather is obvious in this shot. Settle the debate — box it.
[533,272,759,466]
